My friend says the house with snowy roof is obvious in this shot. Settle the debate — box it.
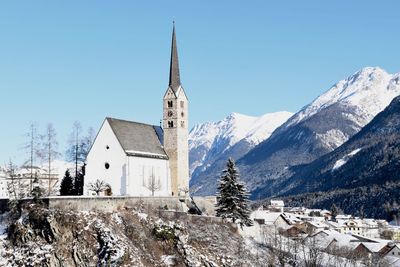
[84,23,189,197]
[354,242,391,257]
[384,244,400,259]
[250,211,292,229]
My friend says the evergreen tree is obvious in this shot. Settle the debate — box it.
[60,170,74,196]
[73,165,85,195]
[331,203,339,220]
[216,158,253,228]
[31,177,45,204]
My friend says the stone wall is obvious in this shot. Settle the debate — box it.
[193,196,217,216]
[0,196,217,218]
[47,196,187,213]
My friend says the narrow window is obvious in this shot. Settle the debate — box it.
[168,101,173,108]
[181,121,185,128]
[168,121,174,128]
[180,101,184,108]
[168,110,173,117]
[181,111,184,117]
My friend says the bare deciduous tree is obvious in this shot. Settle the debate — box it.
[89,179,109,196]
[145,171,161,196]
[38,123,60,196]
[22,122,39,191]
[6,159,27,215]
[301,235,324,267]
[69,121,82,179]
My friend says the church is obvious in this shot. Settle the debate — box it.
[84,24,189,197]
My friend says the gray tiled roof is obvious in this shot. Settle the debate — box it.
[106,117,167,159]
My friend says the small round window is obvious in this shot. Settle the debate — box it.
[105,163,110,169]
[106,145,110,150]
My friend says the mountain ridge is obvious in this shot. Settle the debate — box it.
[189,66,400,197]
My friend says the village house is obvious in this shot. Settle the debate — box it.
[250,209,292,230]
[268,200,285,212]
[0,171,8,198]
[385,244,400,258]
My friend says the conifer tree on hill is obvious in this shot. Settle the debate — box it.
[60,170,74,196]
[31,177,46,204]
[216,158,253,228]
[73,164,85,196]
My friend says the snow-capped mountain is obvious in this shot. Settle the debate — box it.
[263,95,400,218]
[235,67,400,195]
[189,111,293,176]
[189,67,400,196]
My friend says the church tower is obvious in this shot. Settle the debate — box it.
[163,22,189,196]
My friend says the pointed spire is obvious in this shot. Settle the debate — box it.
[169,21,181,92]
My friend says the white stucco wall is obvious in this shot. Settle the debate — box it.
[84,120,127,196]
[127,156,171,196]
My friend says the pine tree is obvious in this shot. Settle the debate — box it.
[73,165,85,195]
[60,170,74,196]
[31,177,45,204]
[216,158,253,228]
[331,203,339,220]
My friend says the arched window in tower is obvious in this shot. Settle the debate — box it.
[168,121,174,128]
[168,101,173,108]
[168,110,173,117]
[181,121,185,128]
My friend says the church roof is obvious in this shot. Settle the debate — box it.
[169,22,181,93]
[106,117,168,159]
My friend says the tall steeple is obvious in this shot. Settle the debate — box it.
[163,21,189,197]
[169,21,181,92]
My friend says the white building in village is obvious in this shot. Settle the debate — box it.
[84,23,189,197]
[0,170,9,198]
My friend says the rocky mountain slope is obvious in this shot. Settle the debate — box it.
[189,111,293,195]
[0,204,269,267]
[257,95,400,218]
[235,67,400,197]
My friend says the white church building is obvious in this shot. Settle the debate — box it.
[84,23,189,197]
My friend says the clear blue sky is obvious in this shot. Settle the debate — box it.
[1,1,399,165]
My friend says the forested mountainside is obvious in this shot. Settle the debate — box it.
[256,95,400,219]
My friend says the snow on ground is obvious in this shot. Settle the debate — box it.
[317,129,349,151]
[112,213,123,224]
[332,148,362,171]
[161,255,176,266]
[137,212,148,222]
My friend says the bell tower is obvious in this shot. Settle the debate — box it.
[163,22,189,196]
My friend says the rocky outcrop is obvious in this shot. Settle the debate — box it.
[0,203,269,266]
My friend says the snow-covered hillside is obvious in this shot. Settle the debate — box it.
[289,67,400,130]
[189,111,293,176]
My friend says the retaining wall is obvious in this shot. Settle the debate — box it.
[47,196,187,213]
